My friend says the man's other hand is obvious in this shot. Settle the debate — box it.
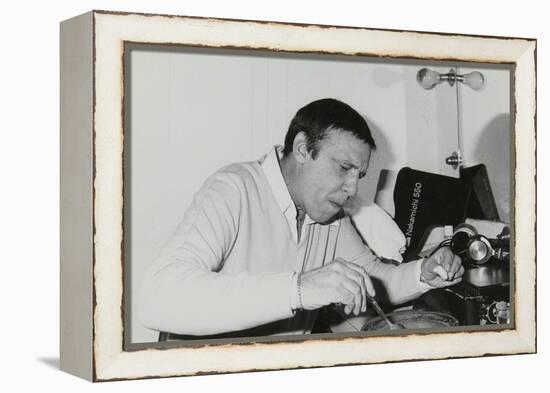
[299,258,375,315]
[420,247,464,288]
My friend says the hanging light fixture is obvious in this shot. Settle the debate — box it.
[416,68,485,90]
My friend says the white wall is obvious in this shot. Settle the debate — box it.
[459,66,511,222]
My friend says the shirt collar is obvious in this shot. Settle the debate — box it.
[260,146,339,227]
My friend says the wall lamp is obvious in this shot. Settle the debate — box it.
[416,68,485,90]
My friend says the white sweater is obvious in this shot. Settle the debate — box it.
[138,147,430,337]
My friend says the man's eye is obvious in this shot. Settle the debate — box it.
[340,165,350,171]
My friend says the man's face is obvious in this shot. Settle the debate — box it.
[296,129,372,224]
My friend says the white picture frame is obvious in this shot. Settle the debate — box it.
[60,10,536,382]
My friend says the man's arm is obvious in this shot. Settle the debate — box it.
[138,172,295,336]
[334,217,462,305]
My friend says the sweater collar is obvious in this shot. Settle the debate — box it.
[260,146,339,227]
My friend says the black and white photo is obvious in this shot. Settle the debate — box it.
[124,45,512,345]
[59,10,536,381]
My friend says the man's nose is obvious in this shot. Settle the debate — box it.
[342,175,359,200]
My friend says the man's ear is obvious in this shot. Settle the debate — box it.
[293,132,309,164]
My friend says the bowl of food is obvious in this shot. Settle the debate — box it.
[362,310,459,331]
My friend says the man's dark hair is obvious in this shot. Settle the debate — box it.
[282,98,376,158]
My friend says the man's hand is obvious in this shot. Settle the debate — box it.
[299,258,375,316]
[420,247,464,288]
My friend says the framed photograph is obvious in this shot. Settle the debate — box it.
[60,10,536,382]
